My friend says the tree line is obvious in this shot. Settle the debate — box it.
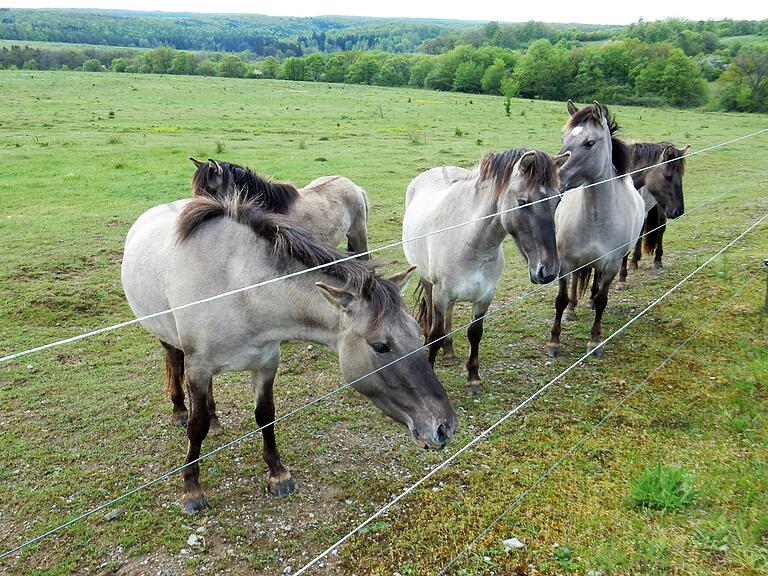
[3,39,766,112]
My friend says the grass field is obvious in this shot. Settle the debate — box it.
[0,71,767,576]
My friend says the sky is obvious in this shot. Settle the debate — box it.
[3,0,766,25]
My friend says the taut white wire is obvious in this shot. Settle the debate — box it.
[291,211,768,575]
[3,127,766,364]
[436,265,765,575]
[1,174,764,561]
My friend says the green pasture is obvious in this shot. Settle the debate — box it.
[0,71,766,575]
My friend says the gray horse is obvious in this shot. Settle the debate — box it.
[547,101,645,357]
[121,193,457,514]
[403,149,566,395]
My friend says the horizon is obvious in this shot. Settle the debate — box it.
[2,1,766,26]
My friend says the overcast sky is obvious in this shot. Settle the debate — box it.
[3,0,765,25]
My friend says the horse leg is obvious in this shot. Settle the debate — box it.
[587,272,616,358]
[427,291,448,367]
[179,361,212,514]
[161,341,187,427]
[207,381,222,436]
[654,222,666,270]
[442,302,458,365]
[466,300,491,396]
[590,270,602,305]
[547,277,569,357]
[631,236,642,270]
[346,222,369,260]
[252,348,294,497]
[616,255,629,291]
[564,274,577,322]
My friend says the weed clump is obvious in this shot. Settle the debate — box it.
[628,464,696,511]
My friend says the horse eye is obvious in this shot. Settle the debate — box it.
[517,198,529,207]
[584,140,595,148]
[370,342,391,354]
[664,174,673,181]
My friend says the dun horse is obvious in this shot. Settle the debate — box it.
[403,149,566,395]
[121,193,457,513]
[617,142,689,287]
[547,101,644,357]
[167,158,371,432]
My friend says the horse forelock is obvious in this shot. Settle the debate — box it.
[176,193,400,329]
[478,148,559,198]
[565,103,630,176]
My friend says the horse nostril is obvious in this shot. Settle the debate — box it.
[436,422,449,447]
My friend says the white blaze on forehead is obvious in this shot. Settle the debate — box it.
[570,126,584,136]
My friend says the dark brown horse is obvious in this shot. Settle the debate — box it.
[617,142,689,288]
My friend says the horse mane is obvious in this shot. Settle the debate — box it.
[477,148,559,197]
[565,102,631,176]
[176,193,400,329]
[191,160,300,214]
[630,142,687,175]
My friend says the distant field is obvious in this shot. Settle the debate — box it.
[0,38,145,52]
[0,71,766,576]
[720,34,768,45]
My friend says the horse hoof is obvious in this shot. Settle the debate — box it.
[563,312,576,323]
[208,416,223,436]
[654,262,664,271]
[173,411,189,428]
[180,492,208,515]
[545,344,560,357]
[442,353,459,366]
[587,342,604,358]
[268,472,295,498]
[466,381,482,396]
[588,299,596,309]
[615,281,628,291]
[630,261,639,270]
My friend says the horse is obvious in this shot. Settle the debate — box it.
[403,148,567,395]
[169,158,370,433]
[190,158,370,255]
[546,100,645,357]
[616,142,690,287]
[121,192,458,514]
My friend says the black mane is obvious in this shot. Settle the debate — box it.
[478,148,560,196]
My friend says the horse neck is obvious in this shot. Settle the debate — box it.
[579,154,622,214]
[460,178,508,252]
[629,146,660,189]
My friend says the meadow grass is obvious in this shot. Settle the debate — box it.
[0,70,767,575]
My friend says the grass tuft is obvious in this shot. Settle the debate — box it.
[628,463,697,511]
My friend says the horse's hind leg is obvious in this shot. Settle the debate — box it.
[590,270,603,303]
[161,341,187,427]
[564,275,577,322]
[465,300,491,396]
[616,255,629,291]
[346,222,369,259]
[179,361,213,514]
[546,277,569,357]
[427,291,449,367]
[630,236,642,270]
[251,347,295,497]
[442,302,458,365]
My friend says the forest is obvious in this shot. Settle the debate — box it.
[1,9,767,113]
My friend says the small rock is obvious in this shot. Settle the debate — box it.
[483,556,491,563]
[718,544,729,552]
[187,533,203,548]
[307,345,314,351]
[503,537,525,551]
[180,548,190,555]
[104,509,124,522]
[512,467,519,474]
[283,567,293,575]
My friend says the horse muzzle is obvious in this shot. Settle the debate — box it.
[411,414,458,450]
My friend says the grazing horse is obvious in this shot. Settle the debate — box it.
[616,142,690,287]
[547,101,644,357]
[167,158,370,432]
[121,192,457,513]
[190,158,370,255]
[403,149,566,395]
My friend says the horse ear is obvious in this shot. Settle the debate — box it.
[189,157,204,168]
[566,99,578,117]
[516,150,537,174]
[662,145,676,160]
[681,144,691,154]
[386,265,417,294]
[207,158,223,175]
[554,151,570,169]
[316,282,355,311]
[592,101,604,122]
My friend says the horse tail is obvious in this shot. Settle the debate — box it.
[642,205,662,256]
[413,279,431,339]
[161,341,185,397]
[575,267,593,299]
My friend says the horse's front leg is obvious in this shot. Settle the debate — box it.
[346,222,370,260]
[252,347,294,497]
[179,361,212,514]
[547,277,569,357]
[587,270,617,357]
[654,223,666,270]
[465,299,491,396]
[616,255,629,291]
[631,236,642,270]
[442,302,458,365]
[207,380,222,436]
[564,273,578,322]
